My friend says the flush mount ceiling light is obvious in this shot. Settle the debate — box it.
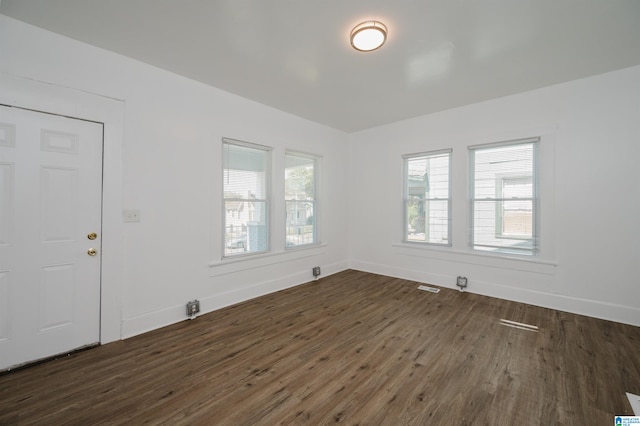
[350,21,387,52]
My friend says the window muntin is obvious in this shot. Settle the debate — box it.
[285,153,317,248]
[403,149,451,245]
[223,140,271,256]
[470,139,538,255]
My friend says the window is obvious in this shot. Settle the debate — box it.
[285,152,317,248]
[469,138,538,255]
[403,149,451,245]
[223,139,271,256]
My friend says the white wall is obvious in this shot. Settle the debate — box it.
[0,15,350,340]
[1,13,638,341]
[349,65,640,326]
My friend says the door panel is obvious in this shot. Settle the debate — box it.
[39,263,75,331]
[0,105,103,370]
[41,166,78,242]
[0,271,8,342]
[0,162,14,246]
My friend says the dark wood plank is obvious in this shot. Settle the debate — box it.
[0,270,638,425]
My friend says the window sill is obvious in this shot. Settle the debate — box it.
[209,243,326,277]
[391,243,557,275]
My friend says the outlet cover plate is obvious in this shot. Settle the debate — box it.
[186,300,200,316]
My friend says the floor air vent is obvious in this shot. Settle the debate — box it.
[417,285,440,293]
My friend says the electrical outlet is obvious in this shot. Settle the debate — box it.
[186,300,200,317]
[312,266,321,277]
[456,276,468,289]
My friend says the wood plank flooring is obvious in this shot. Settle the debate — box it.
[1,270,639,425]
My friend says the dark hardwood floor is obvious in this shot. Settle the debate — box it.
[1,270,639,425]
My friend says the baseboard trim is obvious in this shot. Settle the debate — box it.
[121,260,349,339]
[349,259,640,327]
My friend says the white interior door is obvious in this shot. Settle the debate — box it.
[0,105,103,370]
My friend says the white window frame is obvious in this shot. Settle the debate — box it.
[284,151,319,249]
[469,137,539,256]
[402,148,452,246]
[222,138,272,258]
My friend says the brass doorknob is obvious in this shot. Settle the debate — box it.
[88,232,98,240]
[87,248,97,256]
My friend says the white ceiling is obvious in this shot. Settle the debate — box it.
[2,1,640,132]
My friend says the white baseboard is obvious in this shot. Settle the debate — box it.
[121,257,637,339]
[349,259,640,327]
[121,260,349,339]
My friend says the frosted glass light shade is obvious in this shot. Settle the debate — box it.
[350,21,387,52]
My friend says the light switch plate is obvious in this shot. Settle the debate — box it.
[123,209,141,222]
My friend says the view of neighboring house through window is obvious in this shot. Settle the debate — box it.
[469,138,538,255]
[285,152,317,248]
[223,139,270,256]
[403,149,451,245]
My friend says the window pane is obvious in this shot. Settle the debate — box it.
[406,199,450,244]
[224,200,268,255]
[285,154,317,248]
[404,151,450,245]
[406,199,424,241]
[473,200,533,252]
[502,199,533,236]
[223,141,270,256]
[224,144,266,200]
[471,141,536,255]
[285,156,314,200]
[474,144,533,197]
[286,201,315,246]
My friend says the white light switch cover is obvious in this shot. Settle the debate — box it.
[123,209,141,222]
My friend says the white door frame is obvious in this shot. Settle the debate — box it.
[0,71,124,344]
